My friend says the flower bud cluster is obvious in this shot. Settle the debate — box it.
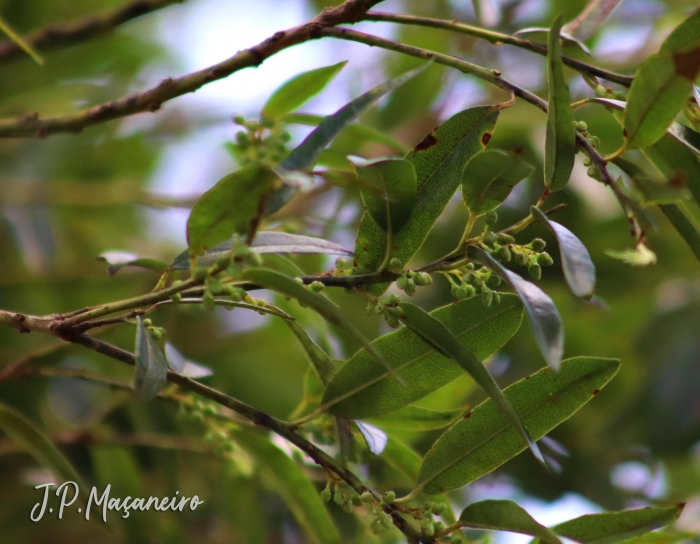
[395,270,432,297]
[444,264,502,308]
[509,238,554,280]
[230,115,292,166]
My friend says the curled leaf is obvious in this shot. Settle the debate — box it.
[97,252,169,276]
[531,207,596,298]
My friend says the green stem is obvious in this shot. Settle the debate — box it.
[363,11,633,87]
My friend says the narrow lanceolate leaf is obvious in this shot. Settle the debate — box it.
[262,61,347,119]
[417,357,620,495]
[531,207,596,299]
[659,203,700,262]
[171,231,352,270]
[459,500,561,544]
[642,134,700,210]
[0,14,44,65]
[359,158,417,232]
[468,246,564,371]
[187,164,280,257]
[462,150,534,216]
[355,105,501,294]
[134,316,168,402]
[366,405,463,431]
[97,252,169,276]
[562,0,625,41]
[0,402,83,487]
[397,302,544,465]
[231,430,342,544]
[322,295,523,419]
[264,62,430,214]
[284,320,336,386]
[547,504,684,544]
[545,15,576,192]
[241,268,385,369]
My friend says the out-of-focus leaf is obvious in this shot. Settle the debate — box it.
[658,8,700,53]
[0,402,83,489]
[605,243,657,266]
[359,158,417,232]
[416,357,620,495]
[459,500,561,544]
[614,157,691,205]
[468,246,563,371]
[241,268,385,368]
[617,530,697,543]
[562,0,625,41]
[231,430,342,544]
[531,207,596,298]
[262,61,347,119]
[659,203,700,261]
[545,504,684,544]
[381,435,422,482]
[396,302,544,465]
[171,231,353,270]
[97,252,169,276]
[365,405,462,431]
[461,150,534,216]
[355,105,501,293]
[187,164,280,257]
[545,15,576,192]
[264,62,430,214]
[356,421,387,454]
[642,134,700,209]
[322,295,523,419]
[284,113,408,154]
[284,320,336,386]
[134,316,168,402]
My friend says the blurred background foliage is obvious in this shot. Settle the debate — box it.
[0,0,699,542]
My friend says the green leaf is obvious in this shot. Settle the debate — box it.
[322,294,523,418]
[623,51,700,150]
[187,164,281,256]
[396,302,544,465]
[262,61,347,119]
[283,113,408,155]
[547,504,684,544]
[284,320,336,387]
[468,246,564,370]
[97,252,169,276]
[641,134,700,209]
[359,158,417,232]
[171,231,352,270]
[459,500,561,544]
[365,405,462,431]
[264,62,430,214]
[659,8,700,53]
[241,267,386,369]
[231,430,342,544]
[416,356,620,495]
[545,15,577,192]
[355,105,501,293]
[659,203,700,262]
[614,157,691,205]
[134,316,168,402]
[462,150,534,216]
[0,402,83,487]
[531,207,596,298]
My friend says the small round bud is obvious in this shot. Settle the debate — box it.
[484,211,498,225]
[386,306,405,319]
[396,276,409,290]
[360,491,372,503]
[310,281,324,292]
[493,292,501,305]
[413,272,432,286]
[538,252,554,266]
[486,275,501,288]
[464,272,476,285]
[373,303,384,315]
[594,85,607,98]
[404,283,416,296]
[380,514,393,528]
[383,491,396,504]
[294,277,304,286]
[497,233,514,245]
[142,318,153,327]
[280,131,292,142]
[528,262,542,280]
[192,266,207,282]
[260,117,275,128]
[335,257,346,268]
[463,262,474,271]
[422,521,435,537]
[483,231,497,246]
[587,166,597,177]
[575,121,588,132]
[432,503,447,515]
[389,257,401,269]
[170,292,182,303]
[514,252,528,266]
[496,246,512,263]
[321,487,332,502]
[386,294,400,305]
[333,491,346,505]
[583,156,592,166]
[342,501,354,513]
[235,131,250,146]
[531,238,546,252]
[233,115,246,125]
[202,291,216,311]
[481,289,493,308]
[463,285,475,298]
[433,521,446,532]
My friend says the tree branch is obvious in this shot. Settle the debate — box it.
[0,0,386,138]
[363,11,634,87]
[0,0,185,64]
